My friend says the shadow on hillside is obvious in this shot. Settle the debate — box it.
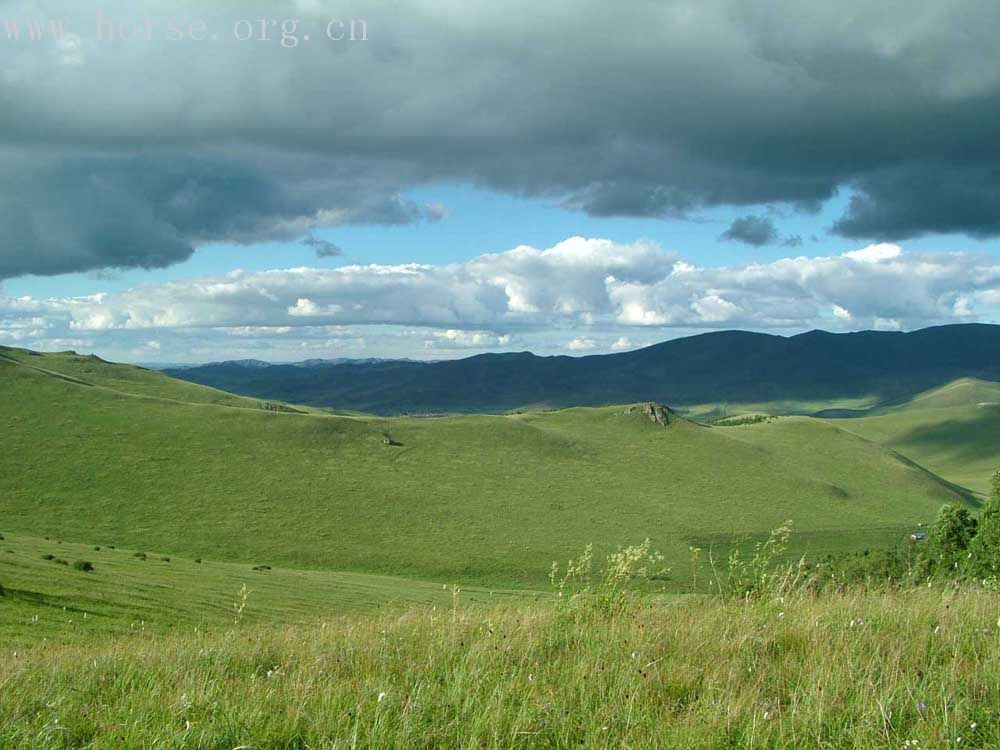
[893,409,1000,467]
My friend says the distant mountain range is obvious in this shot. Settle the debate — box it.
[159,357,405,371]
[165,323,1000,414]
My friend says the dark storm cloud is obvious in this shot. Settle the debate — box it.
[4,0,1000,277]
[720,216,779,247]
[303,237,344,258]
[0,146,436,278]
[833,164,1000,240]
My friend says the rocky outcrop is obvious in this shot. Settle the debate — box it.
[623,402,672,426]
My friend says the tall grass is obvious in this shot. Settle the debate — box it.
[2,585,998,749]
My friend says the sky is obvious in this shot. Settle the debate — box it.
[2,0,1000,363]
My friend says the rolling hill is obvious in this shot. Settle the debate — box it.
[826,378,1000,497]
[0,346,973,596]
[165,323,1000,414]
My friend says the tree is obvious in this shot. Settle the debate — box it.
[966,470,1000,579]
[927,503,977,574]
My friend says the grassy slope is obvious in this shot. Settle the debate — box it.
[0,346,266,409]
[684,378,1000,498]
[3,588,999,749]
[0,351,965,590]
[0,533,522,646]
[828,379,1000,497]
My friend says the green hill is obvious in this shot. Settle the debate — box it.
[827,379,1000,497]
[0,346,269,409]
[0,349,969,593]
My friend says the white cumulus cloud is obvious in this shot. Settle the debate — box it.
[0,237,997,361]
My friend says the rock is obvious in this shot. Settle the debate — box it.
[623,402,671,426]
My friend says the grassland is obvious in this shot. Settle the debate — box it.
[682,378,1000,498]
[3,586,999,749]
[0,532,523,646]
[0,347,266,409]
[831,379,1000,497]
[2,347,1000,748]
[0,347,968,592]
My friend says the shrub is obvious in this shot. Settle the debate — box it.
[968,497,1000,579]
[712,414,774,427]
[927,504,977,574]
[40,553,55,560]
[133,551,147,560]
[54,558,68,566]
[72,560,94,572]
[195,558,202,564]
[252,564,272,571]
[161,557,171,563]
[93,546,101,551]
[0,533,5,540]
[819,542,925,587]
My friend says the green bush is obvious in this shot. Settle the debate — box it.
[40,553,55,560]
[820,543,923,586]
[133,551,147,560]
[927,504,977,574]
[968,497,1000,579]
[72,560,94,572]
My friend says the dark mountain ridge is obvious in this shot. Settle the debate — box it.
[165,323,1000,414]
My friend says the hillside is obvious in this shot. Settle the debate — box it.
[164,324,1000,414]
[828,379,1000,497]
[0,532,515,646]
[0,349,969,590]
[0,346,271,410]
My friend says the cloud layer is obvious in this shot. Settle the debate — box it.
[3,237,998,361]
[5,1,1000,276]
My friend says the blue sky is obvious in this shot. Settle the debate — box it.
[7,185,995,302]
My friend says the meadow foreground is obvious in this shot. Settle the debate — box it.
[2,586,999,749]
